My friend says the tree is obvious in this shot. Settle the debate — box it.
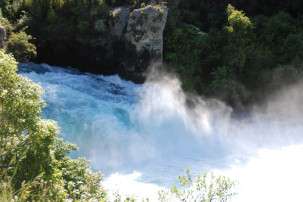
[225,4,252,33]
[0,50,106,200]
[164,23,208,91]
[0,49,63,186]
[6,30,37,62]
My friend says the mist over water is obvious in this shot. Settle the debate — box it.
[19,63,303,201]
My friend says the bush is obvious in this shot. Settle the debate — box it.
[281,32,303,64]
[0,0,23,22]
[0,10,14,35]
[222,4,254,74]
[0,50,107,200]
[77,19,90,33]
[159,167,237,202]
[6,30,37,62]
[164,23,208,91]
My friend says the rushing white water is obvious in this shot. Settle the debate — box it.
[19,63,303,201]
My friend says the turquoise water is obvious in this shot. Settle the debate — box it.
[19,63,303,201]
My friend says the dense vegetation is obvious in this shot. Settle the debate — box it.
[1,0,303,109]
[0,0,152,69]
[0,49,106,200]
[163,1,303,108]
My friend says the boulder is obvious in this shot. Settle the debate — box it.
[0,23,6,49]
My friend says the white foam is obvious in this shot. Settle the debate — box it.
[19,63,303,201]
[103,172,164,201]
[224,144,303,202]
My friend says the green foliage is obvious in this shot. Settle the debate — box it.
[210,66,235,88]
[6,30,37,62]
[77,20,90,33]
[221,4,254,75]
[282,33,303,64]
[0,172,37,201]
[2,0,303,107]
[19,0,112,47]
[0,49,51,186]
[0,11,37,63]
[130,0,148,9]
[159,167,237,202]
[0,10,14,35]
[0,0,23,22]
[164,3,303,105]
[0,172,106,201]
[255,12,298,45]
[0,50,107,200]
[254,12,303,65]
[226,4,252,33]
[164,23,208,91]
[164,4,257,96]
[46,8,57,23]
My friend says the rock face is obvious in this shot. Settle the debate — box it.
[36,4,168,83]
[109,4,168,82]
[126,5,168,57]
[109,6,130,39]
[0,23,6,49]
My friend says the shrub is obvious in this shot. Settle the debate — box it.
[6,30,37,62]
[0,0,23,22]
[0,50,107,200]
[159,167,237,202]
[77,20,90,33]
[164,23,208,91]
[0,10,14,35]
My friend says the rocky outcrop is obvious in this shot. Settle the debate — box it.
[109,6,130,39]
[126,5,167,57]
[0,23,6,49]
[115,4,168,82]
[36,4,168,83]
[104,4,168,82]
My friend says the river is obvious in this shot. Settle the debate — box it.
[19,62,303,201]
